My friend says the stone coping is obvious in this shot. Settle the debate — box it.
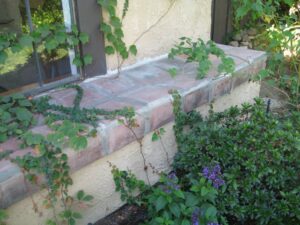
[0,45,267,208]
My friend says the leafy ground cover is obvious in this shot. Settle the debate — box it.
[111,92,300,225]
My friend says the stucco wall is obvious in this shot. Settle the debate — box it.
[104,0,213,70]
[6,82,260,225]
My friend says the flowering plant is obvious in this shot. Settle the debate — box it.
[112,166,224,225]
[173,96,300,224]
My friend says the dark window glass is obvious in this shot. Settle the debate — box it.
[0,0,77,95]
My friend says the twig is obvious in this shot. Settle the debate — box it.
[117,0,176,75]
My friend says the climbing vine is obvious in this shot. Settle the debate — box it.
[0,84,136,225]
[98,0,177,75]
[97,0,137,73]
[169,37,235,79]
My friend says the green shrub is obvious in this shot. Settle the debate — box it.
[172,93,300,225]
[111,166,221,225]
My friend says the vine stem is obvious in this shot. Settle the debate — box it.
[124,124,151,185]
[159,137,170,167]
[116,0,176,76]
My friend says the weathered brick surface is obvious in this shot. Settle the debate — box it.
[67,135,102,172]
[149,100,174,131]
[120,86,172,103]
[0,45,267,208]
[212,75,232,100]
[103,115,146,154]
[183,84,211,112]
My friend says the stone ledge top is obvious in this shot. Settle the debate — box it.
[0,45,267,208]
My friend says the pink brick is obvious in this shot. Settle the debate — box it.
[67,135,102,172]
[96,99,142,111]
[183,86,210,112]
[91,76,138,95]
[149,101,174,130]
[212,76,232,99]
[120,86,171,103]
[105,116,145,153]
[0,138,21,153]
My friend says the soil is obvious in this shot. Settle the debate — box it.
[94,204,147,225]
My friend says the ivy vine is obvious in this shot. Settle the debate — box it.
[97,0,137,64]
[0,84,136,225]
[169,37,235,79]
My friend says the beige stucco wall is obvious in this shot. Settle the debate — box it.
[6,81,260,225]
[104,0,213,70]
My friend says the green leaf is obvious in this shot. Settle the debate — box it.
[201,186,209,197]
[69,218,76,225]
[174,190,185,199]
[71,25,79,35]
[70,136,88,150]
[45,38,59,52]
[0,51,8,64]
[185,193,199,207]
[205,206,217,219]
[169,203,181,218]
[79,33,89,44]
[0,133,8,143]
[129,45,137,56]
[77,190,84,200]
[100,22,112,33]
[83,54,93,65]
[22,132,44,146]
[0,126,7,133]
[182,219,190,225]
[115,28,124,38]
[168,68,178,77]
[55,32,67,44]
[73,56,83,67]
[69,36,80,46]
[152,132,159,142]
[83,195,94,202]
[19,35,33,47]
[105,46,115,55]
[18,99,32,107]
[110,16,122,28]
[11,44,23,53]
[155,196,167,212]
[11,93,25,100]
[15,107,33,122]
[1,111,11,123]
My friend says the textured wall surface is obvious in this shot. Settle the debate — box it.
[104,0,213,70]
[6,82,260,225]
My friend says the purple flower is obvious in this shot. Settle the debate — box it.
[203,167,210,178]
[207,223,219,225]
[168,171,177,180]
[202,165,225,189]
[191,208,200,225]
[161,172,180,193]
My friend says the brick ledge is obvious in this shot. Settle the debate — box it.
[0,45,267,208]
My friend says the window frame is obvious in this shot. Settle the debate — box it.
[1,0,108,97]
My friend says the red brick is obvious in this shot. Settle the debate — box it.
[91,76,138,95]
[212,76,232,99]
[120,86,172,104]
[183,86,210,112]
[105,116,145,153]
[149,101,174,130]
[67,135,102,172]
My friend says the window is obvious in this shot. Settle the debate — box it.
[0,0,79,95]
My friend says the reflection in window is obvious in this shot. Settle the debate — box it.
[0,0,77,95]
